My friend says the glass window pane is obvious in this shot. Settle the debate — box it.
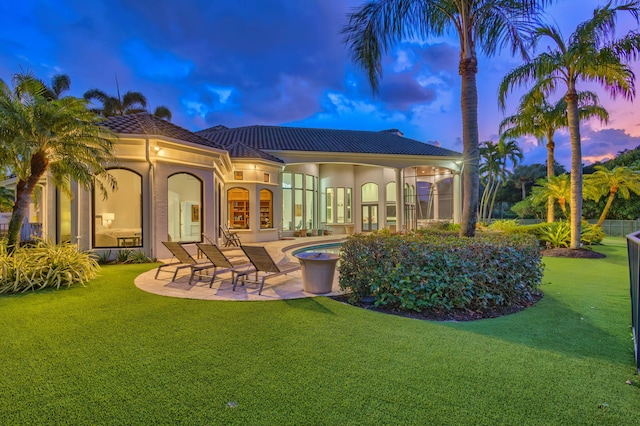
[346,188,352,222]
[228,188,249,229]
[294,189,303,229]
[295,173,303,189]
[283,173,292,189]
[337,187,345,223]
[260,189,273,229]
[57,189,72,243]
[361,183,378,203]
[326,188,334,224]
[306,175,314,190]
[168,173,202,242]
[94,169,142,248]
[282,188,292,230]
[306,189,314,229]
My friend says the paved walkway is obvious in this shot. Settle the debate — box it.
[134,235,348,301]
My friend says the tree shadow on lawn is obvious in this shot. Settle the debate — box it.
[441,290,633,366]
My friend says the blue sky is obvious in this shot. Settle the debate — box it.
[1,0,639,168]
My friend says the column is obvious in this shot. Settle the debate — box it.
[395,168,404,231]
[453,172,462,223]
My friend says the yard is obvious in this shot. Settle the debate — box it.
[1,238,638,425]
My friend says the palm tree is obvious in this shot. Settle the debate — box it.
[584,166,640,226]
[0,73,117,248]
[490,139,523,218]
[499,90,609,222]
[15,73,71,100]
[499,1,640,248]
[511,163,547,200]
[84,88,172,121]
[531,174,571,218]
[479,141,501,221]
[342,0,551,237]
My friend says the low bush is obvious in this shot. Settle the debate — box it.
[488,219,520,232]
[502,221,604,248]
[338,232,543,313]
[0,239,99,294]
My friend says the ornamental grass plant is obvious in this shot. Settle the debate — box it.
[0,239,99,293]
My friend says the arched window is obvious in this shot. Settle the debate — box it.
[94,168,142,248]
[361,182,378,203]
[228,188,250,229]
[260,189,273,229]
[386,182,396,226]
[168,173,202,242]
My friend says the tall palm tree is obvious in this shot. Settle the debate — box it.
[84,88,172,121]
[531,174,571,218]
[342,0,552,237]
[499,1,640,248]
[489,139,523,218]
[584,166,640,226]
[0,73,117,248]
[499,90,609,221]
[479,141,501,221]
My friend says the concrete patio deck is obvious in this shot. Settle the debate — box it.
[134,235,348,301]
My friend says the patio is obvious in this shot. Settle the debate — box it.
[134,235,348,301]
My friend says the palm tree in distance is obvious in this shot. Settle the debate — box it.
[584,166,640,226]
[499,1,640,248]
[84,85,172,121]
[0,73,117,249]
[15,73,71,100]
[531,174,571,218]
[342,0,553,237]
[499,90,609,221]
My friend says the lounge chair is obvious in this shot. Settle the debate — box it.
[156,241,213,281]
[192,243,252,287]
[220,225,241,247]
[234,245,301,295]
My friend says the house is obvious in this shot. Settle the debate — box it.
[5,113,463,259]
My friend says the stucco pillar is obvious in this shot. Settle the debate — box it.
[453,172,462,223]
[395,168,404,231]
[433,183,439,221]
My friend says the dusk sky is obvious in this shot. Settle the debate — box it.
[1,0,639,168]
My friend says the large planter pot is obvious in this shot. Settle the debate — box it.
[295,252,339,294]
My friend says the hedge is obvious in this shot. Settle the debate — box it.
[338,231,543,313]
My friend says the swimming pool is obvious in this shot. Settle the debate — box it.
[292,242,342,256]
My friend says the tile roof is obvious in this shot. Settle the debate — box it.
[100,113,225,150]
[225,141,284,163]
[197,125,461,157]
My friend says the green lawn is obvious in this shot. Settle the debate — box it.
[1,238,638,425]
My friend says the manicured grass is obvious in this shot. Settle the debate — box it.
[1,238,638,425]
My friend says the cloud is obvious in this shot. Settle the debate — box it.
[121,39,193,81]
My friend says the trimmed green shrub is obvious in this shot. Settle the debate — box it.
[488,219,520,232]
[0,239,99,293]
[338,232,543,313]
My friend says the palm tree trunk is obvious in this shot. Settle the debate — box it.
[520,179,526,201]
[565,91,582,249]
[596,191,616,226]
[546,133,556,222]
[7,152,48,250]
[488,177,501,221]
[459,57,479,237]
[480,175,492,221]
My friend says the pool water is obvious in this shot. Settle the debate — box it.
[292,243,342,256]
